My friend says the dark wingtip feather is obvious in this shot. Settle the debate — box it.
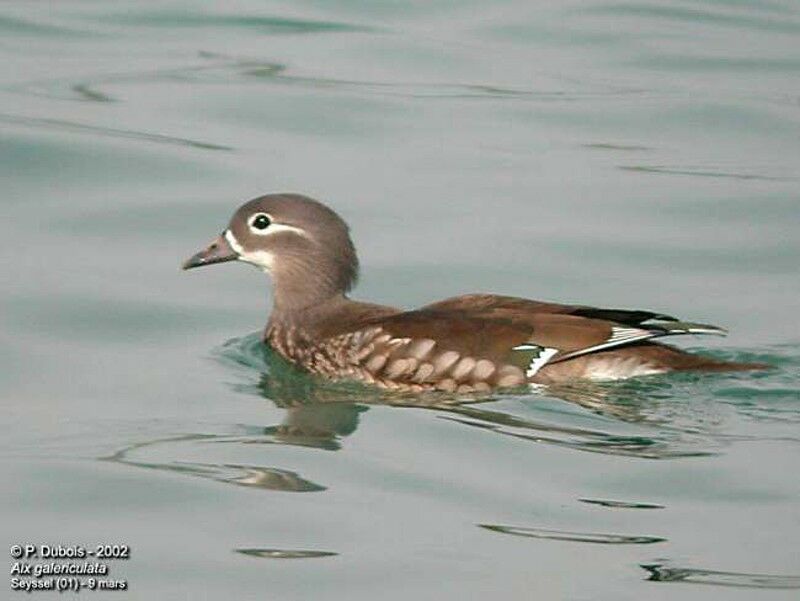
[571,308,679,326]
[647,321,728,337]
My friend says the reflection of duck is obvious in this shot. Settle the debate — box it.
[184,193,766,392]
[103,352,722,499]
[262,401,368,452]
[225,345,714,460]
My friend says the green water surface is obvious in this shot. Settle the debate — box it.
[2,1,799,599]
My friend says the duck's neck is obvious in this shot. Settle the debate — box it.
[268,242,359,315]
[270,268,345,315]
[268,292,349,334]
[265,292,399,359]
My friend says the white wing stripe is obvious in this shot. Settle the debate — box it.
[609,326,650,343]
[513,344,559,377]
[527,348,558,377]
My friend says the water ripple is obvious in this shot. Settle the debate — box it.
[3,51,642,106]
[0,14,90,37]
[101,434,326,492]
[619,164,795,181]
[235,548,337,559]
[440,407,718,460]
[70,83,115,103]
[96,10,377,34]
[480,524,666,544]
[641,562,800,589]
[584,3,800,35]
[0,113,232,151]
[579,498,664,509]
[584,142,650,151]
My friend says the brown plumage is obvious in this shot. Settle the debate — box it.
[183,193,766,391]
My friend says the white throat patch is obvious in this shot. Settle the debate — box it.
[224,229,274,272]
[224,229,245,254]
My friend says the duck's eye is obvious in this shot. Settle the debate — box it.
[250,214,271,231]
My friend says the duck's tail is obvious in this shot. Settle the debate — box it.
[639,342,771,372]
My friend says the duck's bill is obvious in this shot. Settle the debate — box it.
[182,234,238,270]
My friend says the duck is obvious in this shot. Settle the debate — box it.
[183,193,764,392]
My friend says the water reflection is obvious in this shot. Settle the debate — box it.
[215,333,749,460]
[103,335,792,497]
[256,403,367,451]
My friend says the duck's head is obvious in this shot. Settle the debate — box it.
[183,193,359,309]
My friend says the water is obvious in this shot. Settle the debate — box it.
[2,1,799,598]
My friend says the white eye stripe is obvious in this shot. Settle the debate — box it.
[247,212,308,238]
[255,223,308,237]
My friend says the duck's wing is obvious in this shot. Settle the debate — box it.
[527,314,726,366]
[422,293,679,327]
[422,293,581,316]
[351,298,726,385]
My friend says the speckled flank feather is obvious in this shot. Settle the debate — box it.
[266,325,527,392]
